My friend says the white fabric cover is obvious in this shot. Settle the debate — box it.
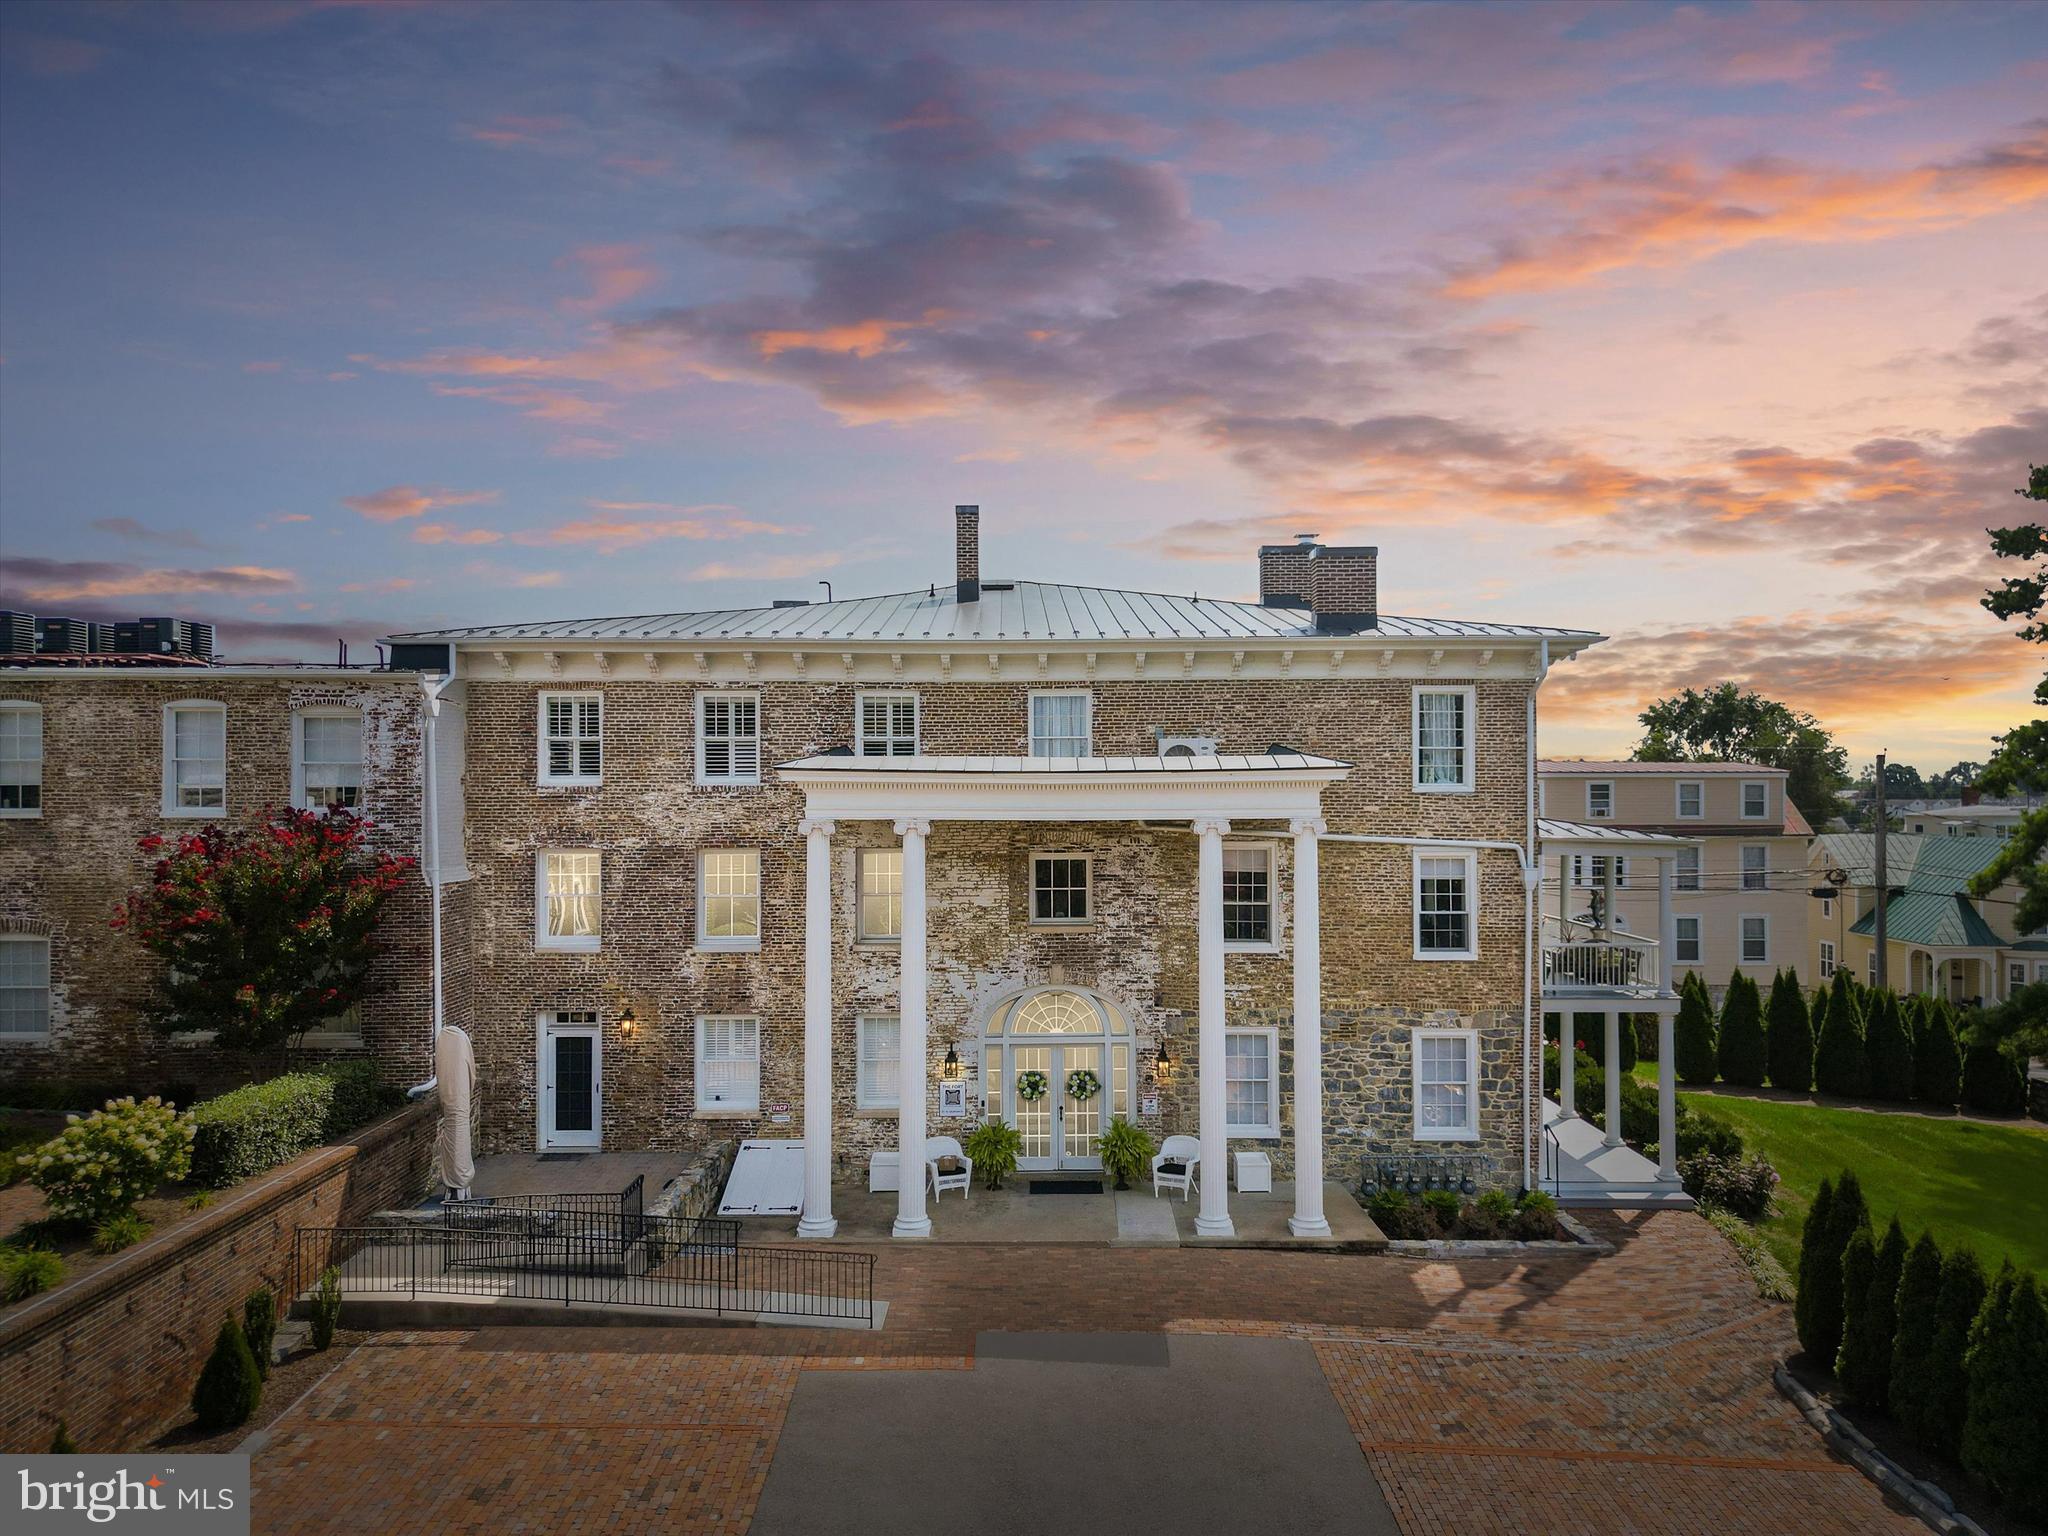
[433,1025,477,1192]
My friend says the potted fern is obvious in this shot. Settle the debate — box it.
[963,1120,1023,1190]
[1098,1117,1154,1191]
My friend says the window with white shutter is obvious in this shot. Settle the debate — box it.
[697,693,761,784]
[696,1015,760,1112]
[539,693,602,784]
[856,693,918,757]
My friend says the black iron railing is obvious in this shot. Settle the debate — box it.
[290,1212,874,1325]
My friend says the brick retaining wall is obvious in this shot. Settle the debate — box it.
[0,1094,438,1452]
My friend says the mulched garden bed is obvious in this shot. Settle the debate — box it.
[150,1333,367,1454]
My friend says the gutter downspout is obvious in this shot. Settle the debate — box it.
[407,671,456,1100]
[1526,638,1549,1191]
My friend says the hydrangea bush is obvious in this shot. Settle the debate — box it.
[27,1097,195,1223]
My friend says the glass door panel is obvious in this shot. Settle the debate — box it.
[1012,1044,1054,1168]
[1061,1044,1104,1167]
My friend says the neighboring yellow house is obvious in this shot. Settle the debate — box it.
[1808,833,2048,1005]
[1538,760,1812,1000]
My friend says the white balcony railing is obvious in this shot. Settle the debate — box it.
[1540,917,1662,996]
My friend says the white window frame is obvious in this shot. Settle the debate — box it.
[1818,939,1837,978]
[1223,1025,1280,1138]
[855,691,919,758]
[856,847,903,943]
[1570,854,1627,889]
[1740,844,1768,892]
[1740,780,1769,820]
[299,999,366,1050]
[1411,1026,1480,1143]
[1027,690,1092,757]
[537,691,603,786]
[0,702,43,819]
[535,848,602,953]
[1739,913,1769,965]
[292,708,366,813]
[0,934,53,1040]
[1411,685,1475,793]
[161,701,227,817]
[1820,895,1834,921]
[697,848,762,951]
[856,1015,900,1111]
[1675,846,1701,891]
[1413,846,1478,961]
[536,1010,602,1149]
[1029,852,1093,927]
[695,1014,760,1113]
[1222,840,1279,952]
[1675,915,1702,965]
[695,690,761,786]
[2035,962,2048,984]
[1675,780,1703,819]
[1586,780,1614,820]
[2008,961,2025,997]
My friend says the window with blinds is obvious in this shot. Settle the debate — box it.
[698,693,761,783]
[857,1016,900,1109]
[164,703,226,814]
[540,693,602,783]
[696,1015,760,1111]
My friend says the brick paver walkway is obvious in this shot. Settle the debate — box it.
[247,1212,1923,1535]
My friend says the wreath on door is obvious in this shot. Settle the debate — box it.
[1066,1068,1102,1103]
[1015,1070,1050,1103]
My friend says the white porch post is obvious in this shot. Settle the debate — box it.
[893,816,932,1239]
[1602,1012,1623,1148]
[1655,853,1678,1182]
[797,817,837,1238]
[1289,816,1329,1238]
[1193,816,1235,1237]
[1555,852,1575,1119]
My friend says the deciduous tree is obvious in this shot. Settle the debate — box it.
[1632,684,1850,830]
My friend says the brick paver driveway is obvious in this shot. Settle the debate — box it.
[246,1212,1923,1536]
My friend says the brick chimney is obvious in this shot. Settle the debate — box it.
[1258,533,1318,608]
[1961,785,1982,806]
[955,504,980,604]
[1308,545,1378,632]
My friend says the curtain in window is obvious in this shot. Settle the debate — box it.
[1029,694,1088,756]
[546,851,601,938]
[302,714,364,807]
[1416,692,1465,784]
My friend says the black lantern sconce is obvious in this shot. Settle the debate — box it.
[618,1006,638,1039]
[942,1042,961,1079]
[1154,1039,1174,1079]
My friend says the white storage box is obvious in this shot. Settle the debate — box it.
[1232,1150,1273,1193]
[868,1150,900,1193]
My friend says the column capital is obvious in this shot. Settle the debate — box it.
[797,816,837,839]
[1189,816,1231,838]
[893,815,933,839]
[1288,816,1328,839]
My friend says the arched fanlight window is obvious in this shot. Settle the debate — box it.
[986,987,1128,1036]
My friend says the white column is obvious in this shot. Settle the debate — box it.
[1559,1002,1577,1120]
[1603,1012,1623,1148]
[893,816,932,1239]
[1193,817,1235,1237]
[1657,1010,1678,1181]
[1289,816,1329,1238]
[1658,854,1678,995]
[797,817,837,1238]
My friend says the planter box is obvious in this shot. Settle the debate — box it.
[1232,1150,1273,1193]
[868,1150,899,1193]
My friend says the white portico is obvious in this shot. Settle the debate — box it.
[780,751,1351,1241]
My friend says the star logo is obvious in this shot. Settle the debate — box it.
[147,1476,164,1488]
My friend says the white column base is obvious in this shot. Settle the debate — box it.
[1287,1215,1332,1238]
[796,1215,838,1239]
[1195,1212,1236,1238]
[891,1214,933,1240]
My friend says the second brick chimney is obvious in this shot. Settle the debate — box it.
[1258,533,1318,608]
[1308,545,1378,632]
[956,504,980,604]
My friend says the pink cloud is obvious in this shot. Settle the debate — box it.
[0,557,295,603]
[412,523,502,546]
[342,485,501,522]
[561,244,658,315]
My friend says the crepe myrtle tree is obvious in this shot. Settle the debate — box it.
[112,808,414,1064]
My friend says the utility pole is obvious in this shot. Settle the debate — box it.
[1873,751,1888,990]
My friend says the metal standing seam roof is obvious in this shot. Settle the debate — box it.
[387,580,1604,647]
[778,752,1352,775]
[1537,817,1700,849]
[1538,760,1787,775]
[1849,892,2005,950]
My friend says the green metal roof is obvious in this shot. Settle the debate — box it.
[1849,890,2004,949]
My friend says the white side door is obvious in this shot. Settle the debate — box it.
[540,1015,601,1149]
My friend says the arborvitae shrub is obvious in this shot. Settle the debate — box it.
[1864,991,1915,1101]
[1795,1177,1838,1360]
[242,1287,277,1380]
[1717,972,1768,1087]
[1578,1012,1635,1072]
[1765,969,1814,1093]
[1675,978,1719,1085]
[1889,1232,1946,1444]
[1813,977,1868,1098]
[1796,1170,1869,1366]
[1912,1000,1962,1107]
[1960,1036,2027,1114]
[1838,1217,1906,1408]
[1962,1266,2048,1521]
[190,1317,262,1432]
[1922,1246,1989,1462]
[1835,1228,1880,1401]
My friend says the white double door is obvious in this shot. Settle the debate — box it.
[1009,1042,1104,1171]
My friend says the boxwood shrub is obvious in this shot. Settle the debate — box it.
[316,1061,404,1139]
[190,1074,336,1187]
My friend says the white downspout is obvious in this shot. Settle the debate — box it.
[1526,638,1549,1191]
[407,671,455,1099]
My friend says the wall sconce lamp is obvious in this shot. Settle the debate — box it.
[618,1006,638,1039]
[942,1043,962,1079]
[1154,1040,1174,1079]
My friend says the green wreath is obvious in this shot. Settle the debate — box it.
[1015,1070,1050,1103]
[1065,1068,1102,1103]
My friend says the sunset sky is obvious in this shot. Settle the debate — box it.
[2,0,2043,771]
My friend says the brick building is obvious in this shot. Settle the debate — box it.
[391,506,1616,1237]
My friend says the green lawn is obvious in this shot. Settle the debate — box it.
[1670,1091,2048,1280]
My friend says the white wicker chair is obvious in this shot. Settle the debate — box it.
[925,1135,973,1201]
[1151,1134,1201,1201]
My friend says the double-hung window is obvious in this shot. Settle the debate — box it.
[1675,915,1702,965]
[0,704,42,816]
[1586,781,1613,820]
[699,848,761,949]
[857,848,903,941]
[1740,915,1769,964]
[1740,844,1768,892]
[1222,844,1274,947]
[1031,854,1091,925]
[697,693,760,784]
[536,849,602,951]
[1414,849,1476,959]
[1741,780,1768,819]
[0,936,51,1038]
[857,1016,900,1110]
[696,1015,760,1112]
[1676,780,1703,819]
[1412,1028,1478,1141]
[539,693,602,784]
[1224,1027,1278,1137]
[1675,847,1701,891]
[296,711,364,811]
[2010,962,2026,997]
[1028,692,1090,757]
[1818,941,1836,978]
[1571,855,1626,888]
[1413,686,1474,792]
[857,693,918,757]
[163,702,226,815]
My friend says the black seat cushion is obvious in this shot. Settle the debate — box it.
[1158,1160,1188,1177]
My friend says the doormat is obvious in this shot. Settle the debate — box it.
[536,1153,589,1163]
[1028,1180,1104,1195]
